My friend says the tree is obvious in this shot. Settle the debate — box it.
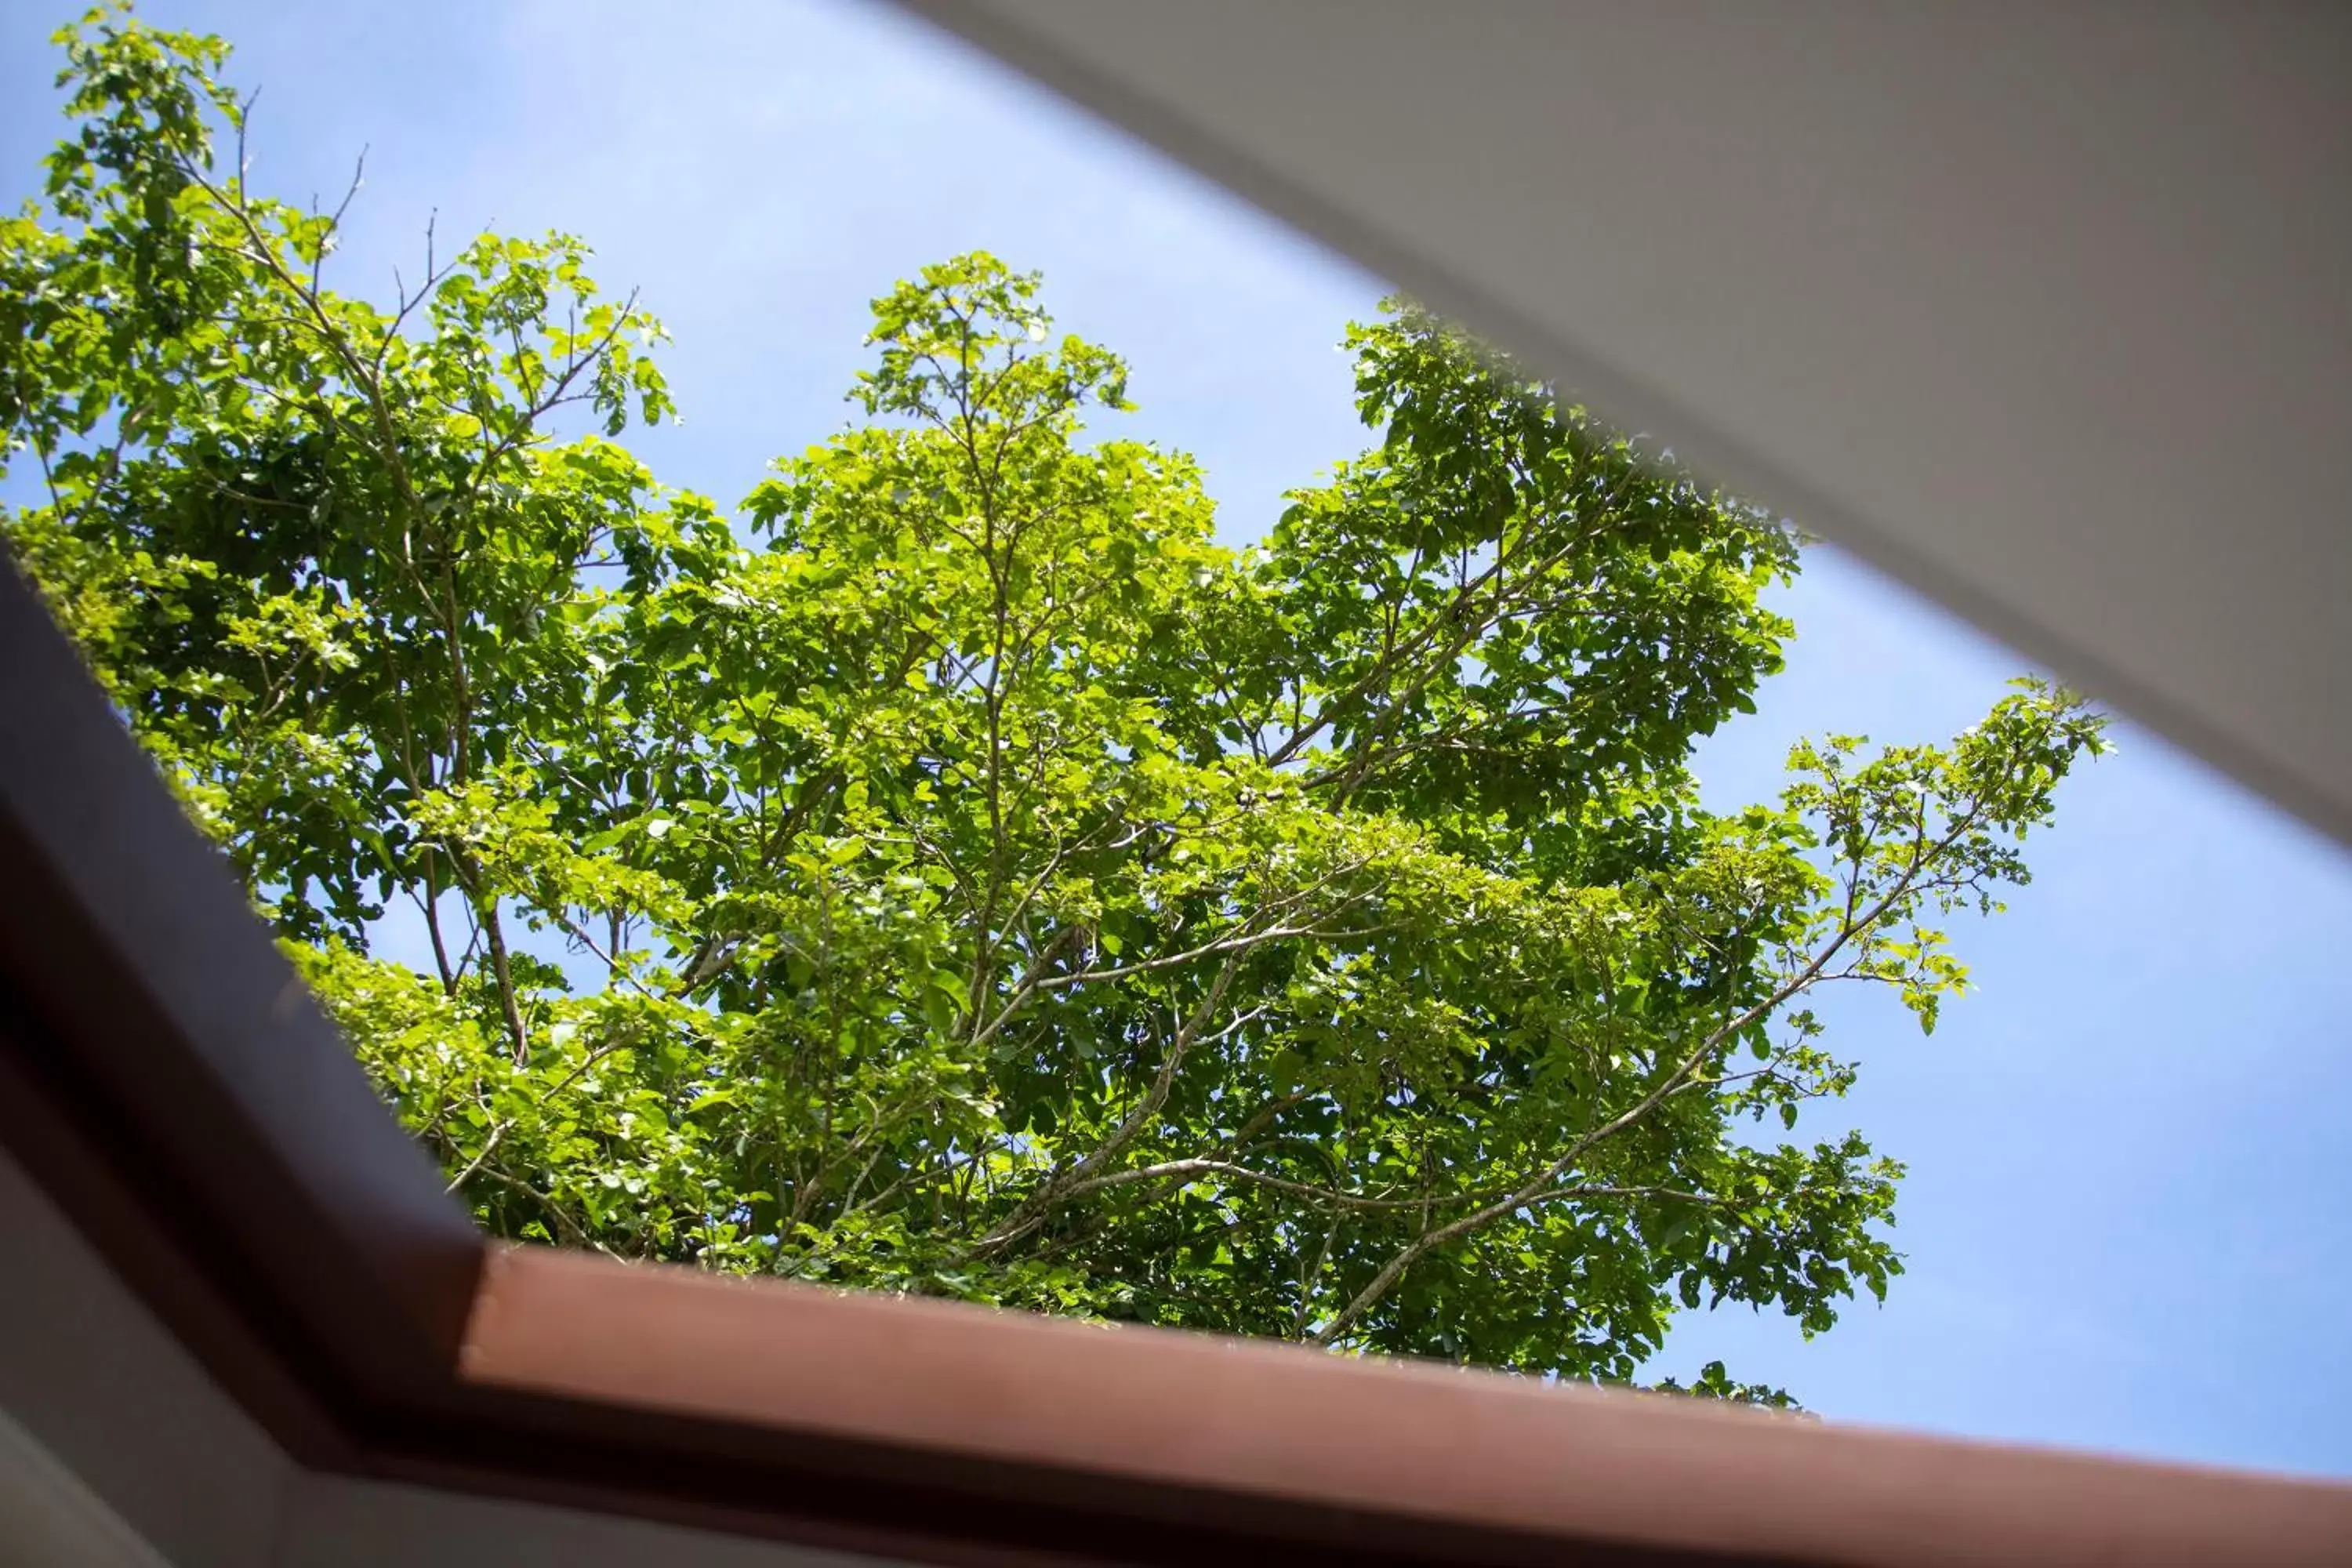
[3,12,2104,1396]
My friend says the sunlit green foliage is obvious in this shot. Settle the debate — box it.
[3,12,2104,1396]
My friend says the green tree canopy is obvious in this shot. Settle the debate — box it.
[2,12,2104,1396]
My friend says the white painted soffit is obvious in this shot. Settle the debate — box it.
[891,1,2352,846]
[0,1406,172,1568]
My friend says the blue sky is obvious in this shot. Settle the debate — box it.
[5,0,2348,1477]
